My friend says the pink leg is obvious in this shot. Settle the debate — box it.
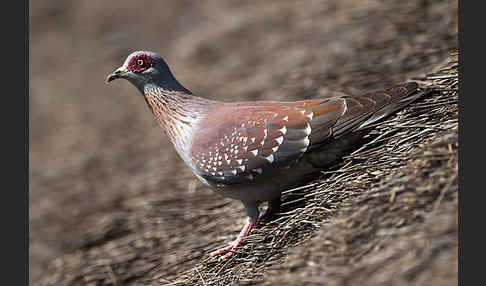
[210,217,258,260]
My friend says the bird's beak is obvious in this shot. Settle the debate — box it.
[106,68,129,83]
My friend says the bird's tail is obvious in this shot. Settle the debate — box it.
[333,82,429,137]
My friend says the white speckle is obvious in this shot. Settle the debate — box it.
[210,172,216,176]
[264,129,268,136]
[236,159,243,165]
[303,137,310,147]
[243,146,248,151]
[279,126,287,135]
[307,112,314,120]
[217,171,223,176]
[260,140,265,146]
[218,161,222,166]
[226,159,231,165]
[231,169,237,175]
[213,161,217,166]
[275,136,284,145]
[218,155,222,160]
[250,150,258,156]
[272,146,279,152]
[202,159,206,163]
[241,123,245,127]
[242,137,248,143]
[235,150,239,154]
[246,174,254,180]
[265,154,274,163]
[225,154,229,160]
[304,123,311,135]
[283,116,289,121]
[254,168,263,174]
[236,165,245,172]
[251,137,256,143]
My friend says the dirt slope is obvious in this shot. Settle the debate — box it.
[30,0,458,285]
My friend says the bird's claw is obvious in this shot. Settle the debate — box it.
[209,240,241,260]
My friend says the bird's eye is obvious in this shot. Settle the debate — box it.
[137,59,144,66]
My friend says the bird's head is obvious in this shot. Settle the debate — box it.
[106,51,182,92]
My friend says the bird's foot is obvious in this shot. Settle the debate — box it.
[209,238,243,260]
[209,217,258,260]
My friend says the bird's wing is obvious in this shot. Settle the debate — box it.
[190,98,345,185]
[191,82,422,185]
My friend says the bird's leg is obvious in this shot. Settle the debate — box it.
[210,203,259,260]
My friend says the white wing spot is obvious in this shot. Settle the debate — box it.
[303,137,310,147]
[236,165,245,172]
[250,150,258,156]
[275,136,284,145]
[304,123,311,135]
[265,154,274,163]
[283,116,289,121]
[279,126,287,135]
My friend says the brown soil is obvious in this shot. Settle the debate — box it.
[30,1,458,285]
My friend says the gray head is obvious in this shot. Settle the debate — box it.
[106,51,189,93]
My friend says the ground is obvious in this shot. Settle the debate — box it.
[30,1,458,285]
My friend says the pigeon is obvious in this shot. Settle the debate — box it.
[106,50,427,260]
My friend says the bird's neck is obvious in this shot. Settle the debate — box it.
[143,85,211,162]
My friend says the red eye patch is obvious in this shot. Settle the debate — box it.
[127,54,155,73]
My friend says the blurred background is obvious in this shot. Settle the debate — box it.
[30,0,457,285]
